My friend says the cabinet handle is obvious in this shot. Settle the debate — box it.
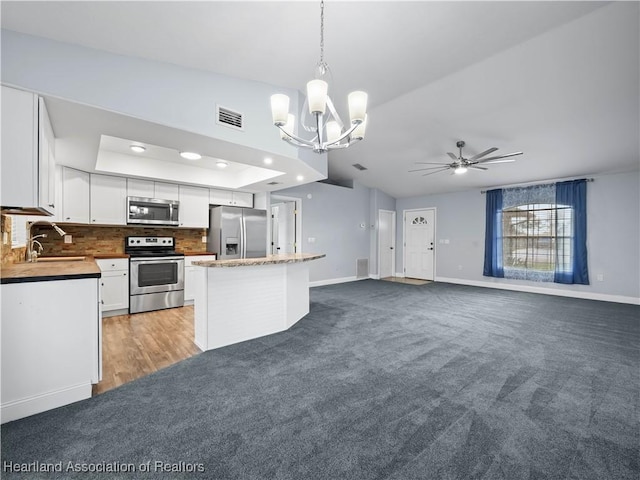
[48,203,55,208]
[66,217,71,220]
[123,273,127,276]
[101,300,104,304]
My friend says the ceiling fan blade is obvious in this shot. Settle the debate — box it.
[415,161,451,165]
[468,147,498,161]
[480,159,516,165]
[447,152,458,160]
[469,166,488,171]
[421,168,450,177]
[408,166,450,172]
[476,151,523,163]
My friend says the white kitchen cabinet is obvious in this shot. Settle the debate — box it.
[1,86,57,216]
[1,277,100,423]
[127,178,154,198]
[90,174,127,225]
[127,179,179,201]
[184,255,216,304]
[96,259,129,316]
[62,167,90,223]
[179,185,209,228]
[209,188,253,207]
[154,182,179,201]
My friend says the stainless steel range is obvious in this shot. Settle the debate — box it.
[126,236,185,314]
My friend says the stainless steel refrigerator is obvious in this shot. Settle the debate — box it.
[208,206,268,259]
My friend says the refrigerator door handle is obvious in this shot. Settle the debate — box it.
[241,215,246,258]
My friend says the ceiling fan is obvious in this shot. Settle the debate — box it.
[409,140,523,176]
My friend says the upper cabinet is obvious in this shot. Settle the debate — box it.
[1,86,57,216]
[127,179,179,201]
[209,188,253,208]
[178,185,209,228]
[90,174,127,225]
[62,167,90,223]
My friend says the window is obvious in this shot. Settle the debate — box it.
[502,203,572,281]
[484,180,589,285]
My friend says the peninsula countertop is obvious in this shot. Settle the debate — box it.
[192,253,325,268]
[1,257,102,284]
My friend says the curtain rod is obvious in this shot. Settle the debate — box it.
[480,177,594,194]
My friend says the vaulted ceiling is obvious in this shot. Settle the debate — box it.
[2,1,638,198]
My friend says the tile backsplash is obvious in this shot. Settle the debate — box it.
[0,217,209,264]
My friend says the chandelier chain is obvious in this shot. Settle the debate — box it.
[318,0,327,76]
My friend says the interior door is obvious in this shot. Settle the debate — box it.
[378,210,395,278]
[404,209,435,280]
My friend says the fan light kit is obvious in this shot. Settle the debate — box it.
[409,140,523,177]
[270,0,368,154]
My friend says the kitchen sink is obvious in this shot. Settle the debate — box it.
[37,256,87,262]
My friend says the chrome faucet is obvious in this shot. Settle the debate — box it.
[26,221,67,262]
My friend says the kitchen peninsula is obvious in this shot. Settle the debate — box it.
[192,253,325,351]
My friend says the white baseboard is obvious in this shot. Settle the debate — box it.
[101,308,129,318]
[310,276,368,287]
[369,274,380,280]
[1,383,92,424]
[435,276,640,305]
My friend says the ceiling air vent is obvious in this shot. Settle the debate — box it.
[216,105,244,131]
[266,181,282,185]
[352,163,368,171]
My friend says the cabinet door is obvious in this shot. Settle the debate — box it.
[209,188,233,206]
[62,167,90,223]
[154,182,179,201]
[127,179,154,198]
[90,174,127,225]
[233,192,254,208]
[100,270,129,312]
[179,185,209,228]
[38,98,56,215]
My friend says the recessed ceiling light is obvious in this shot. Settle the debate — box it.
[296,175,304,181]
[216,161,228,168]
[180,151,201,160]
[264,157,273,165]
[130,145,146,153]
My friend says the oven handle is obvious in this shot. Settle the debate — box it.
[130,257,185,263]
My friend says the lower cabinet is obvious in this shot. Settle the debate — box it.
[184,255,216,304]
[96,258,129,316]
[1,277,100,423]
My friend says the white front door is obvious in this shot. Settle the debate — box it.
[404,209,435,280]
[378,210,395,278]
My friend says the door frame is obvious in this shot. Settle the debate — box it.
[270,194,302,254]
[402,207,437,279]
[377,209,396,279]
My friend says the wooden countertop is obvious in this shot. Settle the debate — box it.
[1,257,102,284]
[192,253,325,268]
[93,253,129,259]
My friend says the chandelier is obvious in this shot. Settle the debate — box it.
[270,0,368,154]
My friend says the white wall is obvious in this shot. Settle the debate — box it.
[396,171,640,303]
[0,29,309,165]
[275,182,371,284]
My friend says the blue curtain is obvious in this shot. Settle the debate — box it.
[483,188,504,278]
[555,179,589,284]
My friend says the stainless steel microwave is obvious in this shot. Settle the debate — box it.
[127,196,180,226]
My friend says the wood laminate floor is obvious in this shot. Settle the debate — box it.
[92,306,200,396]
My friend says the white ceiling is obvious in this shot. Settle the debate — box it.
[2,1,638,198]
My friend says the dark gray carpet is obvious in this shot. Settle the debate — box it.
[2,281,639,479]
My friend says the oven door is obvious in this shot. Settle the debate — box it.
[130,257,185,295]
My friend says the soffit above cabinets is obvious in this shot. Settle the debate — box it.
[45,96,325,192]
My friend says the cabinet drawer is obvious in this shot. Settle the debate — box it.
[184,255,216,267]
[96,258,129,272]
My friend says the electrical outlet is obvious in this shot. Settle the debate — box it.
[2,232,8,244]
[444,239,450,244]
[202,236,207,243]
[64,235,72,244]
[596,273,604,281]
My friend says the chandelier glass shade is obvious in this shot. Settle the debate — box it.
[270,1,368,154]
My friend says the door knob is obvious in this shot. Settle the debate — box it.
[428,247,434,251]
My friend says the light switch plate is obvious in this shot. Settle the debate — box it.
[64,235,72,244]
